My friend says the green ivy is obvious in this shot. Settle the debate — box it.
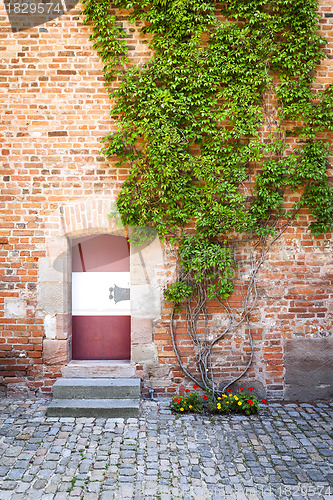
[81,0,130,83]
[82,0,333,307]
[164,281,193,312]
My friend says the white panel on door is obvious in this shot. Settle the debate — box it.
[72,272,130,316]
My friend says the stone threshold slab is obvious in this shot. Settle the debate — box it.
[62,360,136,378]
[52,377,141,399]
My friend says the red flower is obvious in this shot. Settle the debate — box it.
[204,396,208,400]
[193,384,199,390]
[248,387,254,391]
[174,398,180,404]
[240,388,244,391]
[185,389,190,393]
[247,399,253,405]
[227,389,233,393]
[262,398,268,405]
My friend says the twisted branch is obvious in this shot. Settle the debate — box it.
[169,220,296,398]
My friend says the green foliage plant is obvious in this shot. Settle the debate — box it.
[211,387,262,416]
[171,386,267,415]
[82,0,333,395]
[171,385,203,413]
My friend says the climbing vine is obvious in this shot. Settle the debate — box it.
[82,0,333,396]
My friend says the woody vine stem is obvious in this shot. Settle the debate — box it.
[82,0,333,397]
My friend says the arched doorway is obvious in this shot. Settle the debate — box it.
[71,234,130,360]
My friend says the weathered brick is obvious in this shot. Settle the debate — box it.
[0,0,332,399]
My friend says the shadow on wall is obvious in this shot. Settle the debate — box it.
[52,228,158,273]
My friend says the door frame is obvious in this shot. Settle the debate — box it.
[39,199,163,370]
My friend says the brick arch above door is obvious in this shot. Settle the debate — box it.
[59,198,129,239]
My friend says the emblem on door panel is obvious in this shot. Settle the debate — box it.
[109,285,130,304]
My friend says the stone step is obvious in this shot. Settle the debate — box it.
[62,360,136,378]
[46,398,140,418]
[52,378,141,400]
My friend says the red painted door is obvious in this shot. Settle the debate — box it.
[71,234,130,360]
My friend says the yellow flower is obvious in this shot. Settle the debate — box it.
[234,396,238,401]
[238,402,242,406]
[222,394,227,398]
[180,408,184,411]
[226,401,229,404]
[217,397,221,400]
[189,405,193,409]
[229,394,233,397]
[217,403,221,410]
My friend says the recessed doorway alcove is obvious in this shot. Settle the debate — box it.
[71,234,131,361]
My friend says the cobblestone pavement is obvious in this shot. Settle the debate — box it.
[0,399,332,500]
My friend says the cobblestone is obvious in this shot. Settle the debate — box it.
[0,399,332,499]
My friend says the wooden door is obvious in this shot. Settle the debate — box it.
[71,234,130,360]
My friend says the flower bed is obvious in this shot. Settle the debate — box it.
[171,385,268,416]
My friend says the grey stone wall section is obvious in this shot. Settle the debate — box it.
[284,337,333,401]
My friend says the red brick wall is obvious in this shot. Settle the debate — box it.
[0,1,332,398]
